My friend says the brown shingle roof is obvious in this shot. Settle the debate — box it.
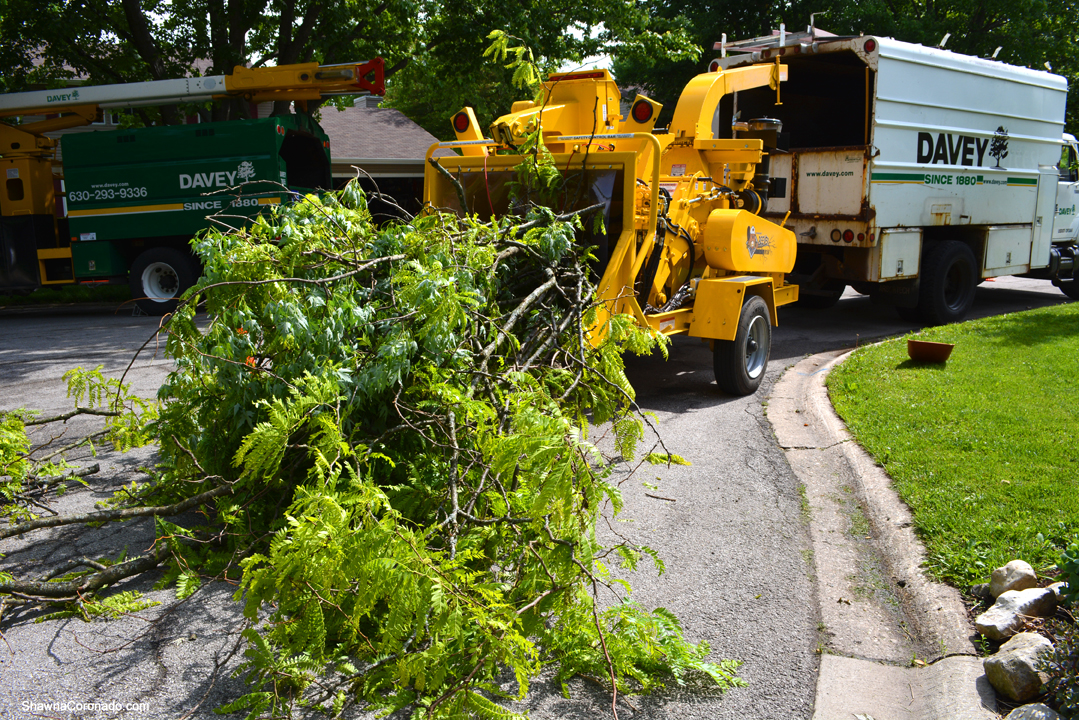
[319,103,449,161]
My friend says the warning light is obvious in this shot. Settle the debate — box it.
[631,100,654,123]
[453,112,470,133]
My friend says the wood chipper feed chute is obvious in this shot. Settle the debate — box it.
[423,64,799,395]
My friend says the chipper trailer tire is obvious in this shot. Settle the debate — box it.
[424,65,799,394]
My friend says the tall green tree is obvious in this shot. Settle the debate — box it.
[0,0,419,122]
[0,0,694,132]
[381,0,698,139]
[612,0,1079,134]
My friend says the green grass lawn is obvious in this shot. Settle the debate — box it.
[827,304,1079,589]
[0,284,131,307]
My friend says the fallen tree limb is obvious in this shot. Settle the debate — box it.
[0,483,233,540]
[0,543,170,597]
[25,408,120,426]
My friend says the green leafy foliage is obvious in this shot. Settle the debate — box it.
[1058,541,1079,607]
[383,2,697,139]
[63,365,160,452]
[645,453,691,467]
[143,177,740,717]
[0,410,31,487]
[0,367,157,524]
[1038,620,1079,718]
[36,590,160,622]
[613,0,1079,135]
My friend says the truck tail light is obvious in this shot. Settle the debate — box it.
[869,232,876,242]
[857,232,865,242]
[831,229,842,242]
[709,60,720,72]
[843,229,854,243]
[864,39,877,53]
[453,112,470,133]
[631,100,653,123]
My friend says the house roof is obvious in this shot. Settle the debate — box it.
[317,101,456,178]
[319,103,445,159]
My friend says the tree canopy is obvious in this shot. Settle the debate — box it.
[0,0,418,122]
[611,0,1079,135]
[1,0,1075,133]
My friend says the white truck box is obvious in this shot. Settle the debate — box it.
[712,29,1079,322]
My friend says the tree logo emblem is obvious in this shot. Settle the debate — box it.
[989,126,1009,168]
[746,226,772,258]
[237,161,256,182]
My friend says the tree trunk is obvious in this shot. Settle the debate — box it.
[120,0,183,124]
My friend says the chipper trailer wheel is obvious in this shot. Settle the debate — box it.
[713,295,771,396]
[129,246,198,315]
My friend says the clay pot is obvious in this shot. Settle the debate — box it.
[907,339,955,363]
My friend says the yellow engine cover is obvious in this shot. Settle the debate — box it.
[702,209,796,274]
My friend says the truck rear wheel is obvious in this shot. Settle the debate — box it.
[916,240,977,325]
[1058,279,1079,300]
[129,247,197,315]
[714,295,771,396]
[796,281,846,309]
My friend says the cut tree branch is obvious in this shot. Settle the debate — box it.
[0,483,234,541]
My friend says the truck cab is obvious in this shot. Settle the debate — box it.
[1053,133,1079,244]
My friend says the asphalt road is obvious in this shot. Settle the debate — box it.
[0,277,1070,720]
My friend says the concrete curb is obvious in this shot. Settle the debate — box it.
[769,351,997,720]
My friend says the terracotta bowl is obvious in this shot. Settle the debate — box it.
[907,339,955,364]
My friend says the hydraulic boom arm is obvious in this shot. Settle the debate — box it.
[0,59,385,121]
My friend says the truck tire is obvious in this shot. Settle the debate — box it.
[796,281,846,309]
[916,240,977,325]
[895,305,921,323]
[129,247,198,315]
[1058,279,1079,300]
[714,295,771,395]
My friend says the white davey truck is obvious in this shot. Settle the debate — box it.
[710,27,1079,323]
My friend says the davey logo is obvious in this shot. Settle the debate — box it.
[46,89,80,103]
[917,132,990,167]
[179,162,257,189]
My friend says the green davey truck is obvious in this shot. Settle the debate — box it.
[0,59,383,313]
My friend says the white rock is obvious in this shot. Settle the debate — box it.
[974,588,1058,641]
[984,632,1053,702]
[1047,582,1068,603]
[1004,702,1064,719]
[991,560,1038,597]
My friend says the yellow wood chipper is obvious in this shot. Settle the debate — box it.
[423,64,799,395]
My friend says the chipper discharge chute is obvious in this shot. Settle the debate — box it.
[424,65,799,395]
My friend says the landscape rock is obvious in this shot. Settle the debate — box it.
[991,560,1039,598]
[1003,702,1065,719]
[1048,582,1068,603]
[975,588,1058,640]
[972,582,993,602]
[984,632,1053,702]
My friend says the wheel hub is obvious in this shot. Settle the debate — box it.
[141,261,180,301]
[744,316,767,379]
